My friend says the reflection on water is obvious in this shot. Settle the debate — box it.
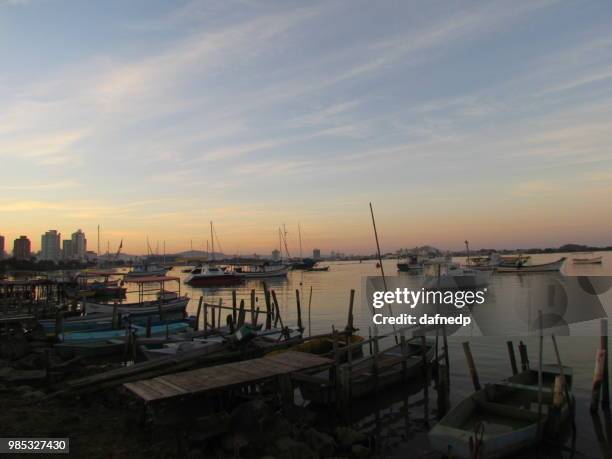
[130,252,611,457]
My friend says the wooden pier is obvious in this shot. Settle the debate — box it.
[124,351,332,403]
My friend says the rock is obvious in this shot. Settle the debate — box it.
[351,445,369,458]
[300,428,336,458]
[273,436,318,459]
[334,427,367,449]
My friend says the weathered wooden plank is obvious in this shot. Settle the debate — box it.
[124,351,332,402]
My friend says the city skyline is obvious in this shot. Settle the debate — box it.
[2,1,612,254]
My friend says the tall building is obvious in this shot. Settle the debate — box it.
[313,248,321,259]
[13,236,31,260]
[40,230,61,262]
[0,235,4,259]
[71,229,87,261]
[271,249,281,261]
[62,240,73,260]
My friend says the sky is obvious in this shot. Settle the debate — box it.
[1,0,612,256]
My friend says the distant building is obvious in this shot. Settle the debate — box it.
[0,235,4,259]
[85,250,97,261]
[40,230,61,262]
[13,236,31,260]
[271,249,281,261]
[71,229,87,261]
[313,248,321,260]
[62,240,73,260]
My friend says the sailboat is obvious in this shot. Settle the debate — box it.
[289,223,317,270]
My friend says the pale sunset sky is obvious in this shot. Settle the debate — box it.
[1,0,612,255]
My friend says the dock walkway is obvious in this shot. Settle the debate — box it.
[124,351,332,403]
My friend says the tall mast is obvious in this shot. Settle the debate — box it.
[298,222,303,258]
[210,221,214,261]
[283,224,290,259]
[278,228,282,262]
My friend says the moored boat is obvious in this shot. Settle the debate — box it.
[428,365,573,458]
[232,263,290,278]
[422,258,491,289]
[572,255,602,264]
[185,264,242,286]
[496,257,566,273]
[297,337,435,403]
[126,264,169,278]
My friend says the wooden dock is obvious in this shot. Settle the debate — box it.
[124,351,332,403]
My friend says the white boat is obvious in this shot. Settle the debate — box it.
[429,365,573,458]
[496,257,565,273]
[572,255,602,265]
[423,258,490,289]
[185,264,241,286]
[232,263,290,278]
[84,296,189,316]
[126,264,169,278]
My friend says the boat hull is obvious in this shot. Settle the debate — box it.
[84,297,189,316]
[496,258,565,273]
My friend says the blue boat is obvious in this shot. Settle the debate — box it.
[59,320,191,343]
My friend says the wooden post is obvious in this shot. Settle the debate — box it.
[346,289,355,334]
[308,285,313,338]
[217,298,222,329]
[232,290,237,324]
[601,319,609,411]
[271,290,285,334]
[195,296,203,331]
[146,316,152,338]
[211,302,216,331]
[203,301,208,334]
[368,327,373,355]
[237,299,245,328]
[421,335,429,424]
[537,311,544,439]
[227,314,235,334]
[264,284,272,330]
[463,341,481,391]
[112,305,118,329]
[254,307,260,328]
[518,341,529,370]
[250,289,255,326]
[592,348,606,413]
[295,289,303,333]
[507,341,518,375]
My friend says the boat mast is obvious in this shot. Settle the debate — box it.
[465,240,470,266]
[278,228,283,262]
[283,224,291,259]
[298,222,303,258]
[210,221,214,262]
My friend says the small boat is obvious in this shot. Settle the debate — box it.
[306,266,329,272]
[185,264,242,286]
[126,264,169,278]
[429,365,573,458]
[84,275,189,315]
[140,336,226,360]
[496,257,566,273]
[572,255,602,265]
[423,258,490,289]
[290,258,317,270]
[397,254,426,272]
[59,320,191,343]
[268,333,365,362]
[232,263,290,278]
[297,337,434,403]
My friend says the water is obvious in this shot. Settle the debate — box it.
[136,252,612,457]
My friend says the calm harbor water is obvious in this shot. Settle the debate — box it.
[167,251,612,458]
